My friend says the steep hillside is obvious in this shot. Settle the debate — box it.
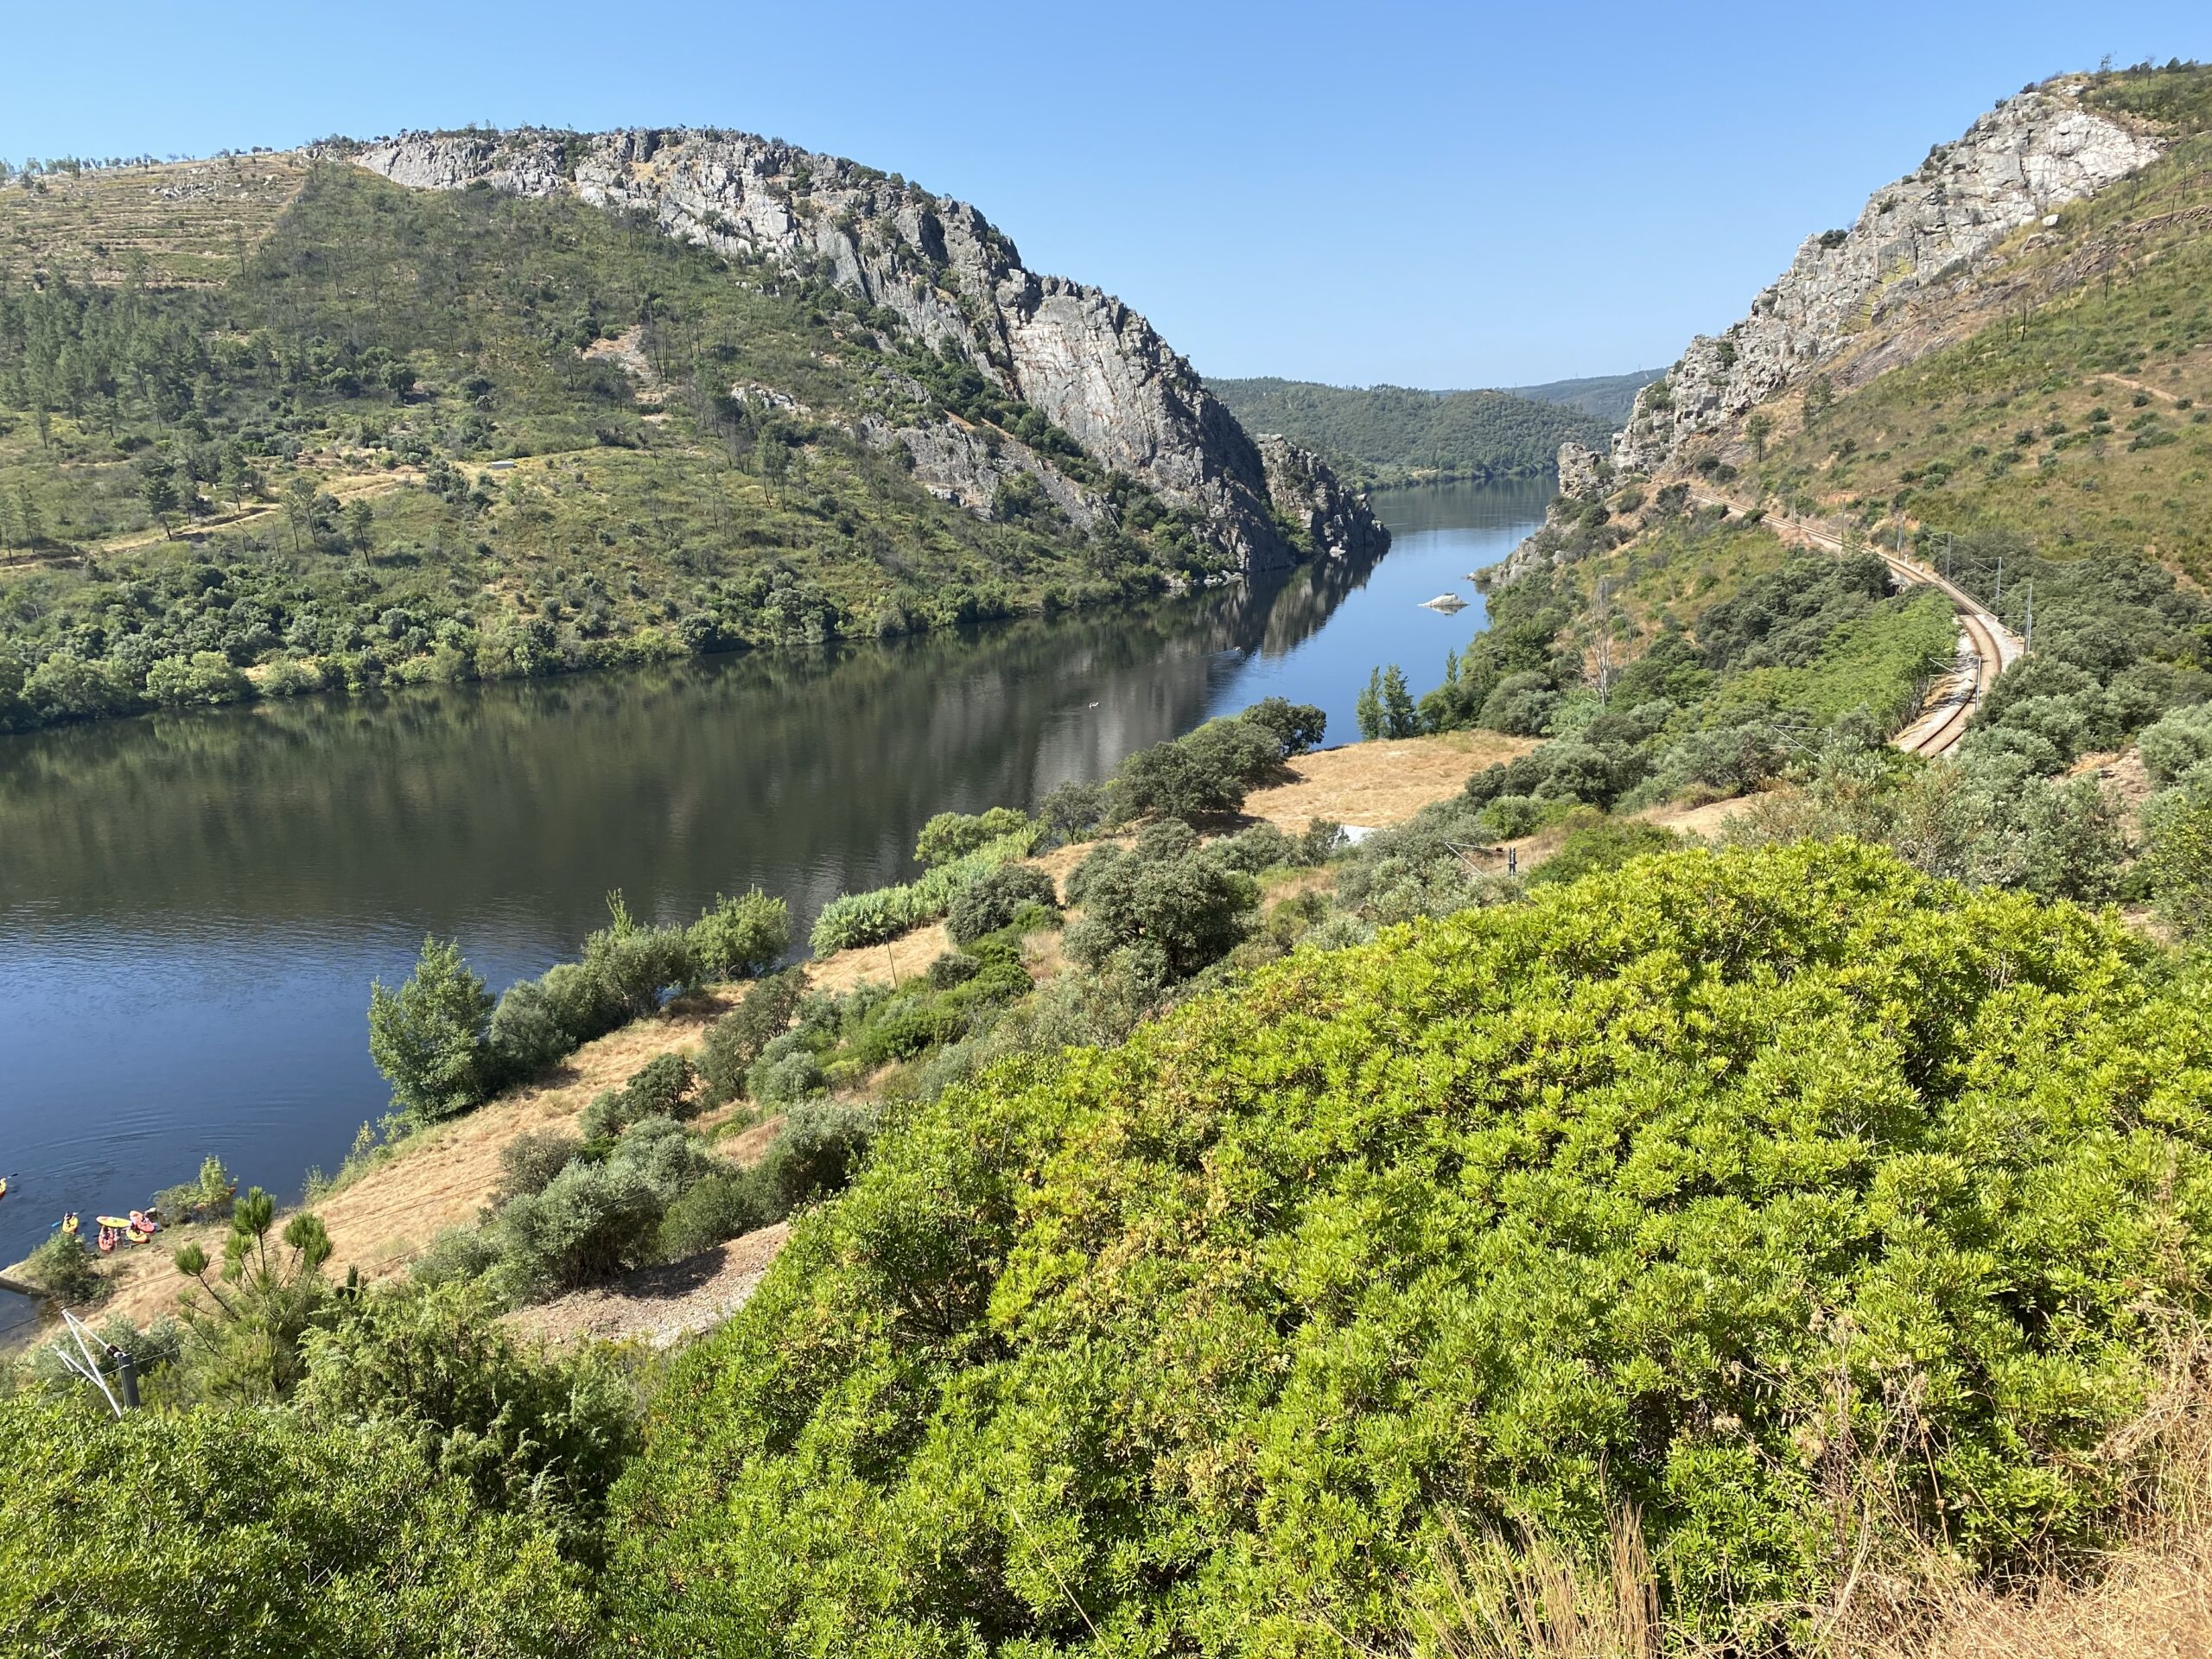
[1469,65,2212,804]
[0,133,1382,734]
[1504,365,1662,423]
[1207,374,1616,485]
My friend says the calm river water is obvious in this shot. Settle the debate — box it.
[0,478,1546,1336]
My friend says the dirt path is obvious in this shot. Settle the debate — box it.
[503,1223,788,1349]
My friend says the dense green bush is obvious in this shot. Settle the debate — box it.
[0,1394,595,1656]
[1106,710,1287,823]
[1065,819,1259,979]
[367,936,495,1123]
[808,828,1039,953]
[299,1279,637,1522]
[656,1170,778,1262]
[582,894,695,1020]
[21,1230,100,1304]
[756,1097,881,1213]
[487,1114,720,1298]
[607,843,2212,1652]
[686,887,792,981]
[700,969,806,1105]
[1525,808,1680,886]
[945,861,1058,944]
[493,1129,581,1205]
[916,807,1034,868]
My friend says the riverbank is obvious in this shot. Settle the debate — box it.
[29,730,1535,1341]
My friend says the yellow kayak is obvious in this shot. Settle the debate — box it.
[60,1212,78,1236]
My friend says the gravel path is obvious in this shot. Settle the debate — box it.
[502,1223,790,1349]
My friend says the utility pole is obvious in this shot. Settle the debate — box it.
[1995,554,2003,607]
[2023,580,2033,654]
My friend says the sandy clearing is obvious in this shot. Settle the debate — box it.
[501,1222,789,1350]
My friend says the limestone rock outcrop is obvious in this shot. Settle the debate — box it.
[1556,439,1608,501]
[1255,435,1392,563]
[348,128,1383,573]
[1611,81,2164,475]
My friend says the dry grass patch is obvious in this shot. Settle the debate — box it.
[1245,733,1537,830]
[90,992,735,1329]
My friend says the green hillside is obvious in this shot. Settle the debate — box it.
[0,159,1217,734]
[1505,365,1662,423]
[1206,375,1615,486]
[1738,76,2212,584]
[12,842,2212,1654]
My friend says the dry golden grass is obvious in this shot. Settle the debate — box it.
[1243,733,1538,831]
[804,922,952,994]
[90,993,734,1328]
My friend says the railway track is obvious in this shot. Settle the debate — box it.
[1689,493,2024,757]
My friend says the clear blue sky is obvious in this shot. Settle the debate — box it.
[9,1,2212,388]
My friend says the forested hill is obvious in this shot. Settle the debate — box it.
[1206,375,1618,486]
[0,135,1380,736]
[1503,366,1662,423]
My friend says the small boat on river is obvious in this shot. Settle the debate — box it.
[97,1226,117,1255]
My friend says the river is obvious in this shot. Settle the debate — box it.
[0,477,1547,1337]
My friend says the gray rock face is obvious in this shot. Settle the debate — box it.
[350,127,1380,573]
[1611,83,2164,474]
[1255,435,1391,562]
[1556,440,1608,501]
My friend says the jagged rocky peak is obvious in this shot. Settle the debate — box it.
[1609,79,2165,475]
[347,127,1384,573]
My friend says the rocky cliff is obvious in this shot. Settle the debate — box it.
[1610,81,2164,475]
[349,128,1382,573]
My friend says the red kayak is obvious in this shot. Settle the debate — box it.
[129,1209,159,1234]
[97,1225,117,1255]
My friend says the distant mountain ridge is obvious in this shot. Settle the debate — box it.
[1503,368,1663,425]
[1205,376,1618,487]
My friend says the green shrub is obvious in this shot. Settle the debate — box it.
[0,1393,596,1656]
[1108,715,1282,823]
[493,1129,580,1204]
[916,806,1033,868]
[367,937,494,1124]
[757,1097,880,1212]
[686,887,791,981]
[656,1170,776,1262]
[946,861,1058,944]
[22,1231,101,1304]
[582,894,695,1019]
[1526,809,1680,886]
[1064,819,1258,980]
[609,843,2212,1652]
[699,969,805,1104]
[809,829,1039,953]
[623,1053,698,1121]
[484,976,571,1082]
[1038,779,1108,843]
[299,1278,637,1521]
[1241,695,1327,757]
[747,1044,827,1107]
[1207,820,1296,874]
[491,1160,665,1297]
